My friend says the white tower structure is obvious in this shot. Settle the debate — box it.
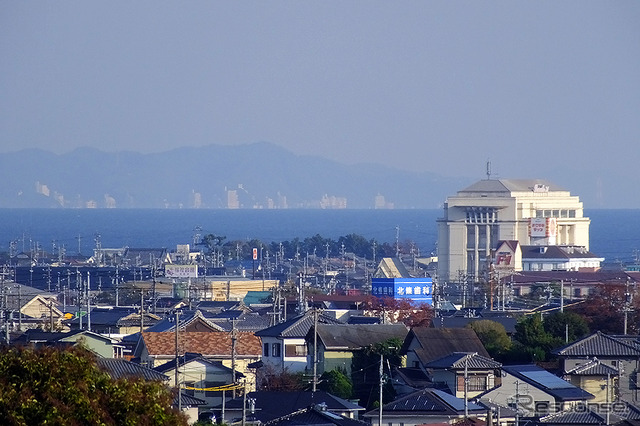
[437,178,590,283]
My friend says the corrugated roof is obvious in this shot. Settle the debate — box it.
[97,358,169,381]
[141,331,261,357]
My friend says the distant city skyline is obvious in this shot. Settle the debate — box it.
[1,2,639,206]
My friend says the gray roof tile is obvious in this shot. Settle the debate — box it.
[555,332,640,358]
[425,352,501,370]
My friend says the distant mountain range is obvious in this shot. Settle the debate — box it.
[0,143,472,209]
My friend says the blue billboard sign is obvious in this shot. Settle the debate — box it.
[371,277,433,305]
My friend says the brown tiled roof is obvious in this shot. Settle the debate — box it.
[141,331,261,357]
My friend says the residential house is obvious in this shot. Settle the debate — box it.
[400,327,490,370]
[520,245,604,272]
[69,306,162,335]
[425,352,502,399]
[144,309,226,333]
[254,311,343,373]
[362,388,487,426]
[133,331,262,389]
[505,271,637,300]
[537,401,640,425]
[554,332,640,404]
[15,329,124,358]
[218,390,365,424]
[153,352,243,409]
[476,364,594,418]
[307,323,408,376]
[262,404,369,426]
[2,283,63,334]
[563,357,619,403]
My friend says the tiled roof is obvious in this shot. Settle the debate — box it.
[255,312,343,338]
[565,358,619,376]
[402,327,490,363]
[141,331,261,357]
[97,358,169,381]
[210,312,271,332]
[539,408,607,424]
[315,323,408,350]
[554,332,640,357]
[144,310,225,333]
[425,352,501,370]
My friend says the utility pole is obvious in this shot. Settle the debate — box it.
[140,289,145,333]
[379,352,384,426]
[231,319,238,398]
[312,308,318,392]
[86,271,91,332]
[175,310,181,412]
[464,354,469,419]
[624,278,632,335]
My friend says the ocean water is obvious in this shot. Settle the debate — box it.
[0,208,638,267]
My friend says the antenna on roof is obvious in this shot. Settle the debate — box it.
[486,160,492,180]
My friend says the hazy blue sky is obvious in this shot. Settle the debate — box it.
[1,2,639,185]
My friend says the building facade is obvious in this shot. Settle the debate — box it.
[437,178,590,283]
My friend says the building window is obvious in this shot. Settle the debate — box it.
[468,375,488,392]
[569,210,576,218]
[285,344,307,357]
[272,343,281,357]
[263,343,269,357]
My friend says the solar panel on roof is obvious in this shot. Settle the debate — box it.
[433,389,483,411]
[519,370,572,389]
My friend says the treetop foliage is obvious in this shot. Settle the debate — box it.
[0,345,188,426]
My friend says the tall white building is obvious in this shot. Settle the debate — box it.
[437,178,591,283]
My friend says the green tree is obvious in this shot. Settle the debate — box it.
[508,314,558,362]
[543,311,590,343]
[351,338,403,410]
[318,369,353,399]
[0,345,187,426]
[466,320,511,359]
[201,233,226,254]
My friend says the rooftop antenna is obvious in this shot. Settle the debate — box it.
[486,160,492,180]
